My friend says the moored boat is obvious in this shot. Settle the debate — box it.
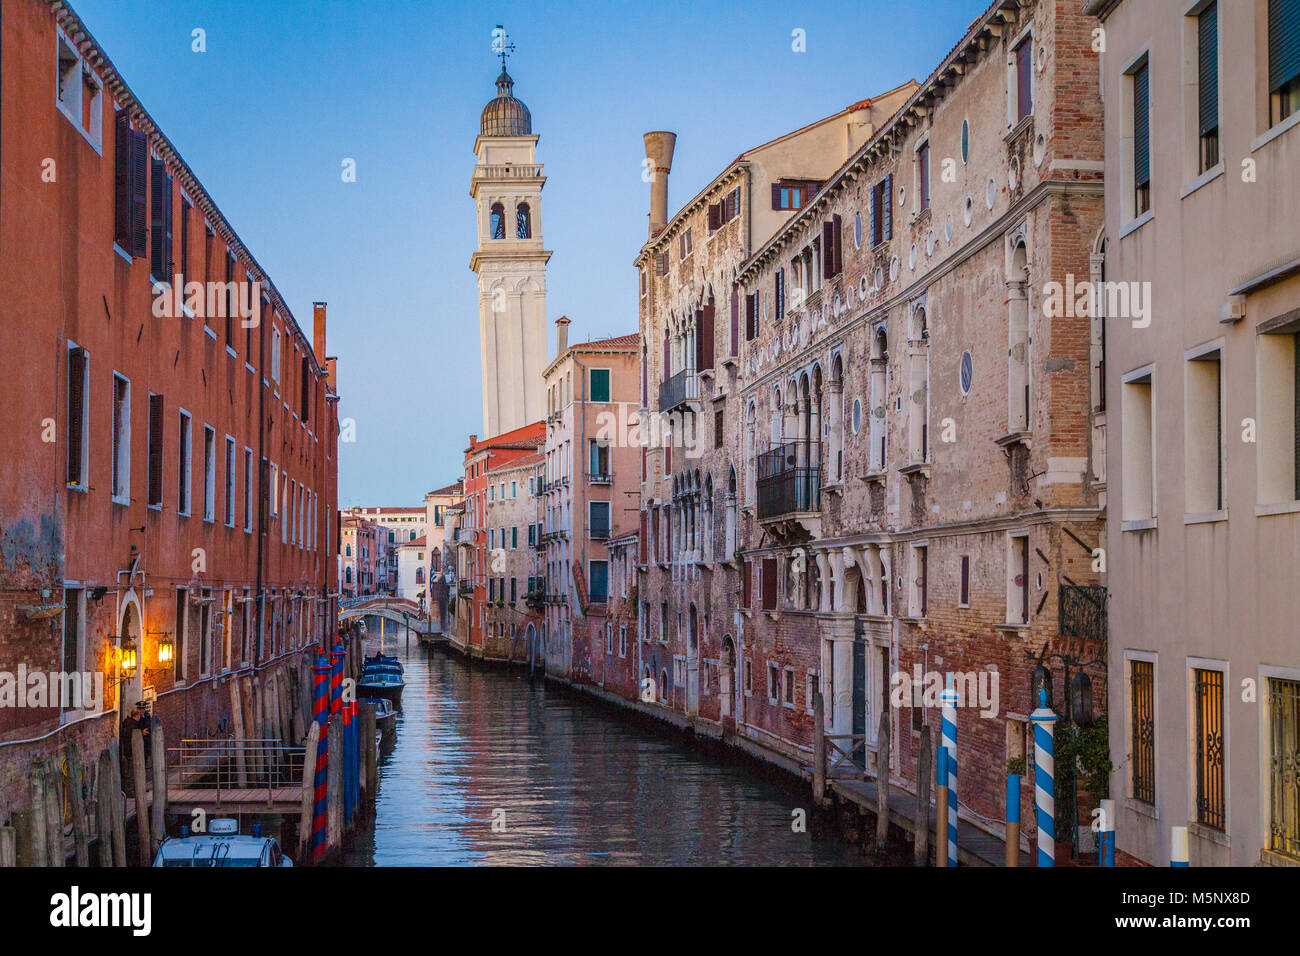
[152,818,293,867]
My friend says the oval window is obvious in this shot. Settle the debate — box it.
[987,178,997,210]
[961,120,970,164]
[854,212,863,249]
[852,399,862,434]
[960,351,973,395]
[963,196,973,227]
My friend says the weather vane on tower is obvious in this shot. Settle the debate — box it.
[492,24,515,71]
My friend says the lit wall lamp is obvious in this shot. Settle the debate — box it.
[107,635,138,687]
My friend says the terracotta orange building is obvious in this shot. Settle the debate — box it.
[0,0,340,813]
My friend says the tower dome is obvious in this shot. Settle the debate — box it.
[480,69,532,137]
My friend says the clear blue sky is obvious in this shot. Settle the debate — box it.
[72,0,990,506]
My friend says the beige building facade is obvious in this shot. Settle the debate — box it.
[1087,0,1300,867]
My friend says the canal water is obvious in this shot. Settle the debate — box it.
[344,638,870,866]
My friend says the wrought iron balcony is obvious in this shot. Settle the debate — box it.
[1059,584,1107,642]
[756,441,822,520]
[658,367,700,412]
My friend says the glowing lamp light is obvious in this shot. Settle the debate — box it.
[157,636,175,665]
[119,642,138,678]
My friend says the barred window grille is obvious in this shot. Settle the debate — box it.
[1194,668,1226,830]
[1130,660,1155,804]
[1269,678,1300,859]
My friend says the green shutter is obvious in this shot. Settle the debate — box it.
[1133,63,1151,188]
[1199,4,1219,136]
[590,368,610,403]
[1271,0,1300,93]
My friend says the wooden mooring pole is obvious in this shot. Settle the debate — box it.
[150,718,166,853]
[875,711,891,853]
[67,745,90,867]
[914,725,931,867]
[131,727,151,865]
[27,762,47,867]
[298,719,320,861]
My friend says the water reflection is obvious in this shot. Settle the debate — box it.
[346,641,867,866]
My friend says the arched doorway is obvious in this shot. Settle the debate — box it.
[116,591,143,711]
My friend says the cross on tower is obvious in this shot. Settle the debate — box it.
[492,24,515,71]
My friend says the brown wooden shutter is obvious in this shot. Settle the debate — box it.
[656,251,668,276]
[726,188,738,221]
[772,183,785,209]
[708,203,720,231]
[700,303,715,371]
[639,511,648,564]
[129,127,148,258]
[663,326,671,377]
[745,292,756,340]
[743,559,752,607]
[884,174,894,240]
[301,356,311,421]
[833,213,843,275]
[150,159,174,280]
[730,289,739,356]
[148,393,164,506]
[66,347,86,485]
[114,112,131,250]
[761,557,778,609]
[823,221,835,278]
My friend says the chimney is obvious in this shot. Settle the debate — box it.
[313,302,327,362]
[555,315,571,358]
[643,131,676,237]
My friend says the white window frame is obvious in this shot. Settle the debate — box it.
[111,372,131,504]
[224,435,237,527]
[243,446,254,532]
[66,342,91,491]
[202,425,216,522]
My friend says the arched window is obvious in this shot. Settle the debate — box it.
[345,544,352,557]
[490,203,505,239]
[416,567,425,584]
[345,567,353,584]
[516,202,531,238]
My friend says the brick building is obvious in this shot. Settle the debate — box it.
[0,0,339,812]
[340,515,379,599]
[479,451,543,662]
[540,322,639,681]
[732,0,1107,847]
[632,84,916,724]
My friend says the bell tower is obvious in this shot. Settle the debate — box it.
[470,27,550,437]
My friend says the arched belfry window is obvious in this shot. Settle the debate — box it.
[490,203,505,239]
[516,202,531,239]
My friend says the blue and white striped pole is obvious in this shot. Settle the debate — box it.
[1031,687,1057,867]
[1099,798,1115,867]
[940,678,958,867]
[1171,825,1189,866]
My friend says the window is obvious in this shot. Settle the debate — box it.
[714,409,724,449]
[774,268,785,320]
[821,215,843,278]
[224,252,236,348]
[510,481,517,498]
[1132,58,1152,216]
[113,112,147,257]
[490,203,505,239]
[146,394,164,507]
[589,560,609,603]
[1128,657,1156,803]
[619,626,627,658]
[1185,346,1224,513]
[56,33,103,147]
[180,199,191,291]
[772,182,812,210]
[590,368,611,403]
[66,345,89,487]
[590,440,610,478]
[174,588,188,681]
[516,202,531,239]
[767,662,780,703]
[198,587,212,677]
[745,292,759,341]
[917,142,931,211]
[61,588,84,714]
[678,227,693,260]
[1121,368,1155,521]
[870,176,893,248]
[1012,34,1034,125]
[1268,677,1300,859]
[909,545,928,618]
[1007,535,1028,624]
[761,557,778,610]
[1193,666,1226,830]
[201,426,215,521]
[510,526,518,549]
[1270,0,1300,126]
[1195,3,1220,172]
[959,554,970,607]
[111,373,130,502]
[149,158,173,280]
[271,328,281,385]
[783,667,795,708]
[243,448,253,531]
[589,501,611,539]
[177,411,192,515]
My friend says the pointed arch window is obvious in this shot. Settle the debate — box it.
[516,202,531,239]
[490,203,505,239]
